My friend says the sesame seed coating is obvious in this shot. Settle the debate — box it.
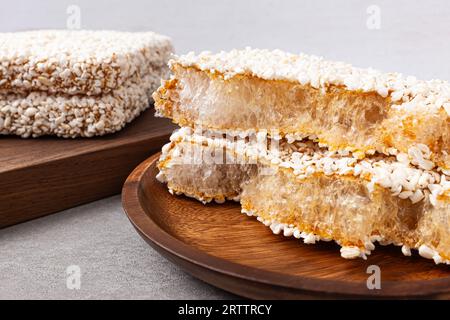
[0,69,166,138]
[0,30,173,96]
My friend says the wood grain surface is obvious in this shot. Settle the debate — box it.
[0,110,176,228]
[122,153,450,299]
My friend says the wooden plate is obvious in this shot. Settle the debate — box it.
[122,153,450,299]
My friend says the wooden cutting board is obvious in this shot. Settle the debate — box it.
[0,109,176,228]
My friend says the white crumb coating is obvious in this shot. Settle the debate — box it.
[0,30,173,95]
[173,48,450,115]
[0,71,163,138]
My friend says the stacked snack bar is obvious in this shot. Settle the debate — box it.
[0,30,173,138]
[154,48,450,264]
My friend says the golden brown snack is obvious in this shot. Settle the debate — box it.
[157,129,450,264]
[154,49,450,169]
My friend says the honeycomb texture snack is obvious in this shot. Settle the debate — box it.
[154,48,450,170]
[154,49,450,265]
[157,128,450,264]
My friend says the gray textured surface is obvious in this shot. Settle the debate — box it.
[0,196,235,299]
[1,0,449,300]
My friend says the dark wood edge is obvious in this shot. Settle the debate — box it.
[122,153,450,299]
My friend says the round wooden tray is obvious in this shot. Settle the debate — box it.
[122,153,450,299]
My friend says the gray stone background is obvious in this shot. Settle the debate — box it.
[0,0,449,299]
